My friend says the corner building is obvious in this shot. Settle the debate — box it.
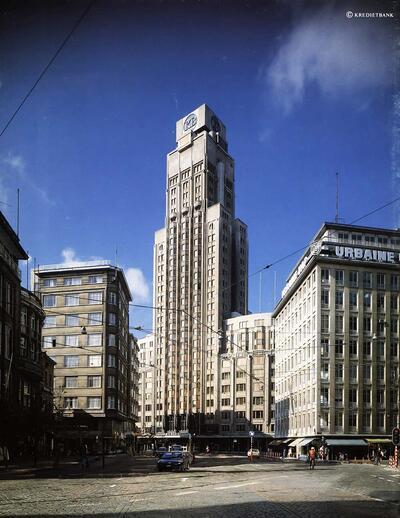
[273,223,400,455]
[153,105,248,435]
[33,261,133,451]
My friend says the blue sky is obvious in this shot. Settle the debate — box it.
[0,0,398,332]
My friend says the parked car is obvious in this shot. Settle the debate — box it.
[157,452,191,472]
[247,449,261,458]
[154,447,168,458]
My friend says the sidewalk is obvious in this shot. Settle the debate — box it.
[0,453,142,479]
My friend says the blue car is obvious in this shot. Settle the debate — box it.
[157,452,190,472]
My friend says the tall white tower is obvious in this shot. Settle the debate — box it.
[153,105,248,434]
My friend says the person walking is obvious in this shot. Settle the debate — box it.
[309,446,316,470]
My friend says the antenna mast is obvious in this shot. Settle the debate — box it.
[335,172,339,223]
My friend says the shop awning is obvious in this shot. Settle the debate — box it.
[365,438,392,444]
[326,439,367,447]
[288,438,304,447]
[298,438,314,447]
[269,439,285,446]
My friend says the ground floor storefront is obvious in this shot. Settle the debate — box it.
[269,436,394,461]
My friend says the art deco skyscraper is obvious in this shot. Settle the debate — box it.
[152,105,248,434]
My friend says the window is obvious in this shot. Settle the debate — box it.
[64,376,78,388]
[349,340,358,356]
[108,313,117,325]
[236,397,246,405]
[87,334,102,346]
[363,364,371,381]
[44,316,57,328]
[89,275,103,284]
[221,398,231,406]
[65,335,79,347]
[43,278,56,287]
[363,292,371,309]
[252,396,264,405]
[108,375,115,388]
[87,397,101,409]
[65,294,79,306]
[107,396,116,409]
[348,413,357,427]
[376,273,385,289]
[88,291,103,304]
[335,388,343,405]
[88,313,102,325]
[88,355,101,367]
[349,364,357,381]
[43,295,56,307]
[335,412,343,427]
[108,354,116,367]
[377,293,385,311]
[236,383,246,392]
[363,341,371,357]
[349,316,358,332]
[377,364,385,380]
[43,336,56,348]
[363,389,371,404]
[335,339,343,356]
[335,290,343,308]
[363,272,372,288]
[65,315,79,326]
[108,334,116,347]
[321,387,329,405]
[109,292,117,305]
[349,291,358,309]
[321,314,329,333]
[252,410,263,419]
[349,271,358,287]
[321,290,329,306]
[391,294,398,311]
[64,397,78,409]
[236,424,245,431]
[64,277,81,286]
[390,342,398,357]
[363,317,371,333]
[391,274,399,290]
[335,363,343,380]
[321,339,329,357]
[64,355,79,367]
[87,375,101,388]
[321,269,329,283]
[335,270,344,285]
[335,314,343,333]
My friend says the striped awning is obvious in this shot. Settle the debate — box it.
[287,438,304,447]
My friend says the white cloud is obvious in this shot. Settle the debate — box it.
[61,247,83,265]
[263,7,392,113]
[1,152,54,206]
[125,267,150,303]
[60,247,150,302]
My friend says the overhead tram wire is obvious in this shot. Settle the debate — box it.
[0,1,94,139]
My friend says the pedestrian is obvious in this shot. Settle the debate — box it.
[205,445,210,455]
[308,446,316,470]
[80,443,89,471]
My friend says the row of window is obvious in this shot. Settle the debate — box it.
[321,290,398,310]
[63,395,122,411]
[321,387,398,405]
[43,333,121,348]
[60,354,117,368]
[320,363,398,381]
[321,269,399,289]
[321,314,399,334]
[43,275,103,287]
[64,374,117,388]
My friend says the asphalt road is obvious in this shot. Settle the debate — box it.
[0,455,399,517]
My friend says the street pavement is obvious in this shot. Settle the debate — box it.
[0,454,399,517]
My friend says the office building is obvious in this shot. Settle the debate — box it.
[273,223,400,455]
[33,260,133,451]
[152,104,248,436]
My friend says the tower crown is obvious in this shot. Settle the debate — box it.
[176,104,227,145]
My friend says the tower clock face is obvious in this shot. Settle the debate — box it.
[211,115,221,133]
[183,113,197,131]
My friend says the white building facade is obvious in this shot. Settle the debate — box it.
[273,223,400,453]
